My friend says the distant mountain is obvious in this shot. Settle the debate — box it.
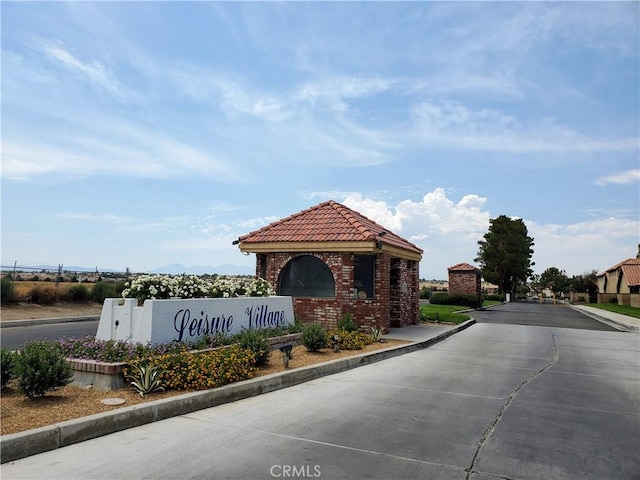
[147,263,254,276]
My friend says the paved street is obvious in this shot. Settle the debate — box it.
[3,319,638,480]
[473,301,620,331]
[0,320,99,351]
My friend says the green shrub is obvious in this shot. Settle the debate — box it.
[609,297,619,304]
[1,349,15,389]
[429,292,449,305]
[90,281,118,303]
[125,344,256,391]
[301,323,328,352]
[235,328,270,366]
[419,286,431,299]
[28,285,58,305]
[429,293,482,309]
[1,276,15,304]
[68,284,91,302]
[484,294,503,302]
[327,329,373,350]
[337,313,358,332]
[13,341,74,397]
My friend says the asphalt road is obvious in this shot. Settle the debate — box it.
[0,302,618,352]
[3,320,638,480]
[473,302,620,331]
[0,320,99,351]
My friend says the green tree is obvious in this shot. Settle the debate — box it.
[476,215,534,295]
[539,267,570,296]
[570,270,599,299]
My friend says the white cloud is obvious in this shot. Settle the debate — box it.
[527,217,640,275]
[57,212,129,223]
[342,189,639,279]
[37,40,133,100]
[594,169,640,186]
[409,100,637,154]
[343,189,492,278]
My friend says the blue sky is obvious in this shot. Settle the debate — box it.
[2,1,638,280]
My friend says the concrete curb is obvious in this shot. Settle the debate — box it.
[569,306,638,332]
[0,316,100,329]
[0,319,475,463]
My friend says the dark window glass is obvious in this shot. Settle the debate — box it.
[354,255,375,299]
[279,255,335,298]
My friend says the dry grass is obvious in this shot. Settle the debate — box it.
[5,281,96,302]
[0,341,407,436]
[1,302,103,321]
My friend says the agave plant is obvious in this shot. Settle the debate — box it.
[126,363,165,397]
[368,326,385,343]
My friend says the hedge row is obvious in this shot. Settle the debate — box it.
[429,292,483,309]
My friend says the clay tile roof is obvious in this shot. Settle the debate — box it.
[448,262,479,272]
[238,200,423,255]
[599,258,640,287]
[622,264,640,287]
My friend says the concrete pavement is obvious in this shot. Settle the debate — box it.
[2,322,637,480]
[570,304,640,332]
[0,321,475,464]
[1,304,637,465]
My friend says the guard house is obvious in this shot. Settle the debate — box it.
[448,262,482,302]
[235,200,423,330]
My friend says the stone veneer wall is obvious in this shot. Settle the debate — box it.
[256,252,419,331]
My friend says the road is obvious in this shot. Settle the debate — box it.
[1,301,617,351]
[0,320,99,351]
[3,306,638,480]
[473,301,620,331]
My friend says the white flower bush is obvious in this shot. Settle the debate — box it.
[247,277,274,297]
[122,274,274,303]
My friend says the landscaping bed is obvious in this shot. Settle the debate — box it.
[0,340,407,435]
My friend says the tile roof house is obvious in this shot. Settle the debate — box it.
[236,200,423,330]
[597,245,640,307]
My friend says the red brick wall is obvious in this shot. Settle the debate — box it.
[449,270,481,296]
[254,251,419,330]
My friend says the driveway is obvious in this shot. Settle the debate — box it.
[3,319,638,480]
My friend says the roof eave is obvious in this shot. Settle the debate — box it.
[238,241,422,261]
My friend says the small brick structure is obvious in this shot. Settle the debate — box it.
[236,201,423,331]
[448,262,482,302]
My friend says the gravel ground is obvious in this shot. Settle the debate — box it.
[1,341,406,435]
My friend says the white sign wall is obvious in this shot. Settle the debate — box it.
[96,296,295,344]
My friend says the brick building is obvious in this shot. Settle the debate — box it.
[448,262,482,301]
[236,200,423,330]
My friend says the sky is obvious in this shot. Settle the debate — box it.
[1,1,639,280]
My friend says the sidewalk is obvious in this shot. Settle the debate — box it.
[570,305,640,332]
[0,320,475,464]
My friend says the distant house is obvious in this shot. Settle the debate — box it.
[236,200,423,330]
[597,245,640,308]
[448,263,482,301]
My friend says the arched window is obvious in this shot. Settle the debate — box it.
[279,255,335,298]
